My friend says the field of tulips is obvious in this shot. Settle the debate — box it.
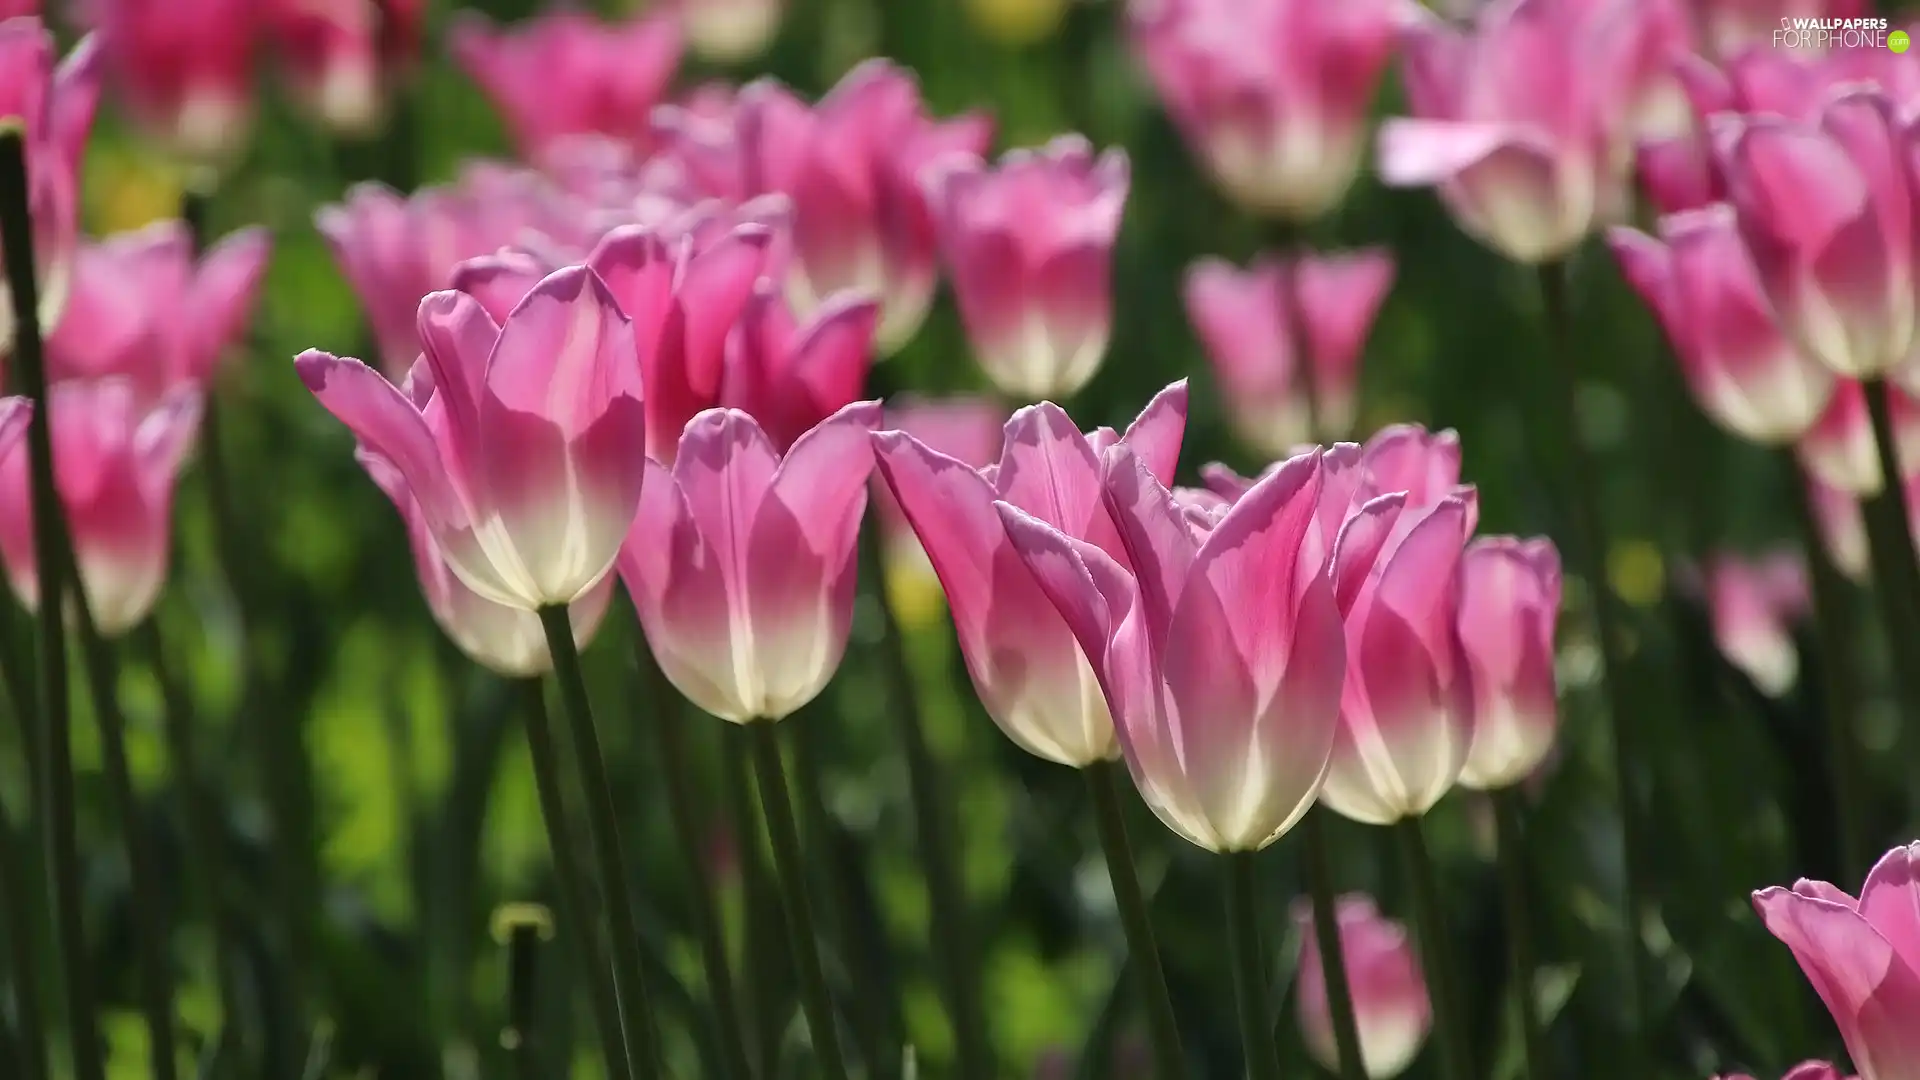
[3,0,1920,1078]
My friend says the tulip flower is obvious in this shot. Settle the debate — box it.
[872,383,1188,768]
[733,61,994,354]
[0,20,101,353]
[1796,380,1920,496]
[873,395,1007,581]
[297,264,647,610]
[720,286,878,452]
[676,0,783,64]
[1609,207,1836,444]
[0,395,24,457]
[1715,91,1919,380]
[91,0,258,166]
[0,379,201,636]
[1720,1065,1856,1080]
[1701,550,1809,698]
[266,0,391,135]
[1127,0,1404,221]
[47,220,271,397]
[1356,424,1479,527]
[0,2,34,18]
[997,442,1346,852]
[449,9,683,163]
[1377,0,1643,265]
[927,137,1130,400]
[1454,535,1561,791]
[1807,475,1871,582]
[1294,894,1432,1080]
[359,447,612,677]
[1753,842,1920,1080]
[621,401,880,723]
[1184,248,1395,455]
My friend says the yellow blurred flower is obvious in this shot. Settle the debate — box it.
[963,0,1071,48]
[1608,539,1665,608]
[84,142,185,234]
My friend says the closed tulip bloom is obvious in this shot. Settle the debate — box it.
[48,220,271,396]
[676,0,783,63]
[1454,535,1561,791]
[1295,895,1432,1079]
[872,383,1188,768]
[1716,92,1918,379]
[92,0,257,165]
[997,443,1346,852]
[720,287,878,451]
[734,61,994,354]
[1754,842,1920,1080]
[1128,0,1404,221]
[1184,248,1395,455]
[1702,550,1809,697]
[0,21,101,353]
[266,0,389,136]
[873,395,1007,590]
[928,137,1129,400]
[1806,475,1870,582]
[1796,379,1920,496]
[297,265,647,610]
[621,402,881,723]
[360,448,613,677]
[1609,207,1836,444]
[1378,0,1643,265]
[1359,424,1479,528]
[0,379,201,636]
[450,10,683,163]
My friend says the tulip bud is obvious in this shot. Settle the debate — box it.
[93,0,257,166]
[1455,536,1562,791]
[721,286,878,452]
[1701,550,1809,698]
[1294,895,1432,1080]
[0,21,102,351]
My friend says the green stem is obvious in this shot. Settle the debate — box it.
[535,607,663,1079]
[73,612,179,1080]
[0,121,104,1080]
[502,914,546,1080]
[746,721,850,1080]
[1084,761,1186,1080]
[1786,456,1868,886]
[857,520,992,1078]
[0,792,47,1080]
[515,678,631,1080]
[721,726,786,1075]
[637,648,754,1080]
[138,621,243,1067]
[1300,811,1367,1080]
[1223,851,1280,1080]
[1534,260,1652,1066]
[1856,378,1920,729]
[1395,817,1471,1080]
[1493,792,1548,1080]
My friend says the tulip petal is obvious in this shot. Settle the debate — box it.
[295,349,455,528]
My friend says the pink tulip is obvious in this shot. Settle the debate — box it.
[871,384,1188,768]
[1183,248,1395,456]
[1715,91,1919,379]
[0,379,201,636]
[47,220,271,397]
[1795,380,1920,496]
[733,61,994,355]
[926,137,1128,399]
[1753,842,1920,1080]
[0,395,25,457]
[1609,207,1836,444]
[1294,895,1433,1080]
[620,401,880,723]
[450,9,683,163]
[1702,550,1809,698]
[1127,0,1404,221]
[1806,475,1870,582]
[675,0,783,63]
[1356,424,1480,525]
[359,447,613,677]
[873,395,1007,578]
[720,287,877,452]
[1377,0,1646,265]
[297,264,647,610]
[451,220,774,464]
[1718,1065,1854,1080]
[0,3,34,19]
[996,442,1346,852]
[266,0,388,135]
[1454,535,1561,791]
[92,0,257,165]
[0,20,101,353]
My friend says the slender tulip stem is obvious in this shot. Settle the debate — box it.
[1223,851,1281,1080]
[1395,817,1470,1080]
[500,911,548,1080]
[1786,456,1868,885]
[720,727,785,1075]
[0,794,47,1080]
[637,648,754,1080]
[0,121,104,1080]
[857,520,992,1077]
[1084,761,1186,1080]
[73,615,180,1080]
[1492,792,1548,1080]
[1534,260,1653,1062]
[1855,378,1920,727]
[515,678,632,1080]
[746,720,850,1080]
[535,607,663,1080]
[1301,811,1367,1080]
